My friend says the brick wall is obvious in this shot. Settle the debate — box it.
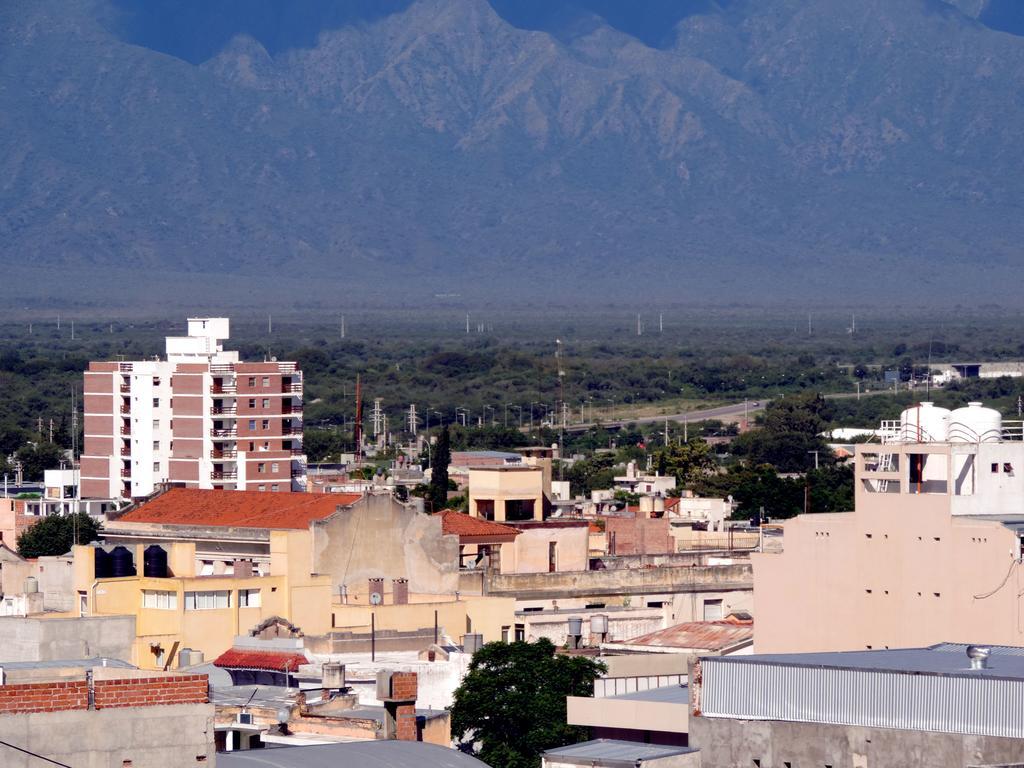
[395,703,418,741]
[606,517,673,555]
[0,681,89,714]
[389,672,418,702]
[93,674,208,709]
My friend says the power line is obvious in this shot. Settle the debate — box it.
[0,740,74,768]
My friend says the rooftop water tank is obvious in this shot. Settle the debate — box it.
[590,614,609,635]
[463,633,484,654]
[94,547,112,579]
[23,576,38,594]
[948,402,1002,443]
[567,617,584,637]
[900,402,951,442]
[109,546,136,578]
[143,545,168,578]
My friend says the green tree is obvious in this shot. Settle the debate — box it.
[653,438,718,487]
[14,441,66,481]
[17,512,100,557]
[451,639,605,768]
[428,425,451,512]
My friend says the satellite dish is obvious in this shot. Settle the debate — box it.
[370,592,383,606]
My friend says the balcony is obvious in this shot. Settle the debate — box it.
[120,469,131,479]
[211,406,238,416]
[212,449,237,460]
[282,383,303,394]
[210,428,238,439]
[120,384,130,394]
[120,446,131,457]
[212,383,237,395]
[291,467,307,478]
[120,426,131,436]
[211,471,238,481]
[290,448,305,456]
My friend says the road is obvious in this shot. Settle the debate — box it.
[563,400,766,433]
[561,388,892,433]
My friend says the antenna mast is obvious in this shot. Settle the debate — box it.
[354,375,363,461]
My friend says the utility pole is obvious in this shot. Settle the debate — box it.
[659,313,663,333]
[407,404,418,436]
[807,313,812,336]
[466,314,470,334]
[340,315,346,340]
[268,315,272,335]
[354,375,363,461]
[808,450,820,470]
[637,314,642,336]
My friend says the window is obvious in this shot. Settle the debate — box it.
[258,463,266,474]
[514,624,525,642]
[258,485,266,491]
[1005,463,1014,475]
[271,484,279,492]
[249,419,257,431]
[142,590,178,610]
[992,463,999,473]
[249,442,255,451]
[262,377,270,387]
[184,590,231,610]
[248,377,256,387]
[501,626,510,643]
[152,419,159,429]
[200,560,214,576]
[153,461,160,472]
[153,441,159,450]
[703,599,724,621]
[271,462,279,473]
[153,377,160,386]
[153,398,159,407]
[262,398,270,408]
[238,589,261,608]
[249,399,256,408]
[261,419,269,430]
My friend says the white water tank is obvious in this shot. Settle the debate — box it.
[948,402,1002,443]
[900,402,951,442]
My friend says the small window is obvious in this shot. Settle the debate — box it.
[992,463,1000,473]
[153,398,159,407]
[153,461,160,472]
[258,484,266,491]
[249,441,255,451]
[249,419,257,431]
[152,419,159,429]
[184,590,231,610]
[248,377,256,387]
[258,463,266,474]
[152,377,160,386]
[1004,463,1014,474]
[501,626,510,643]
[262,398,270,408]
[271,462,279,473]
[271,484,279,492]
[262,377,270,387]
[261,419,269,430]
[153,441,159,450]
[142,590,178,610]
[249,398,256,408]
[238,589,261,608]
[703,598,724,621]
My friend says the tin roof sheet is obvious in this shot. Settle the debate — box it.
[543,739,696,763]
[623,617,753,652]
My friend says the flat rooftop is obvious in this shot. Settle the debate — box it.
[610,683,689,705]
[715,643,1024,680]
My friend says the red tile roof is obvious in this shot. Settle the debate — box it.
[436,510,521,539]
[213,648,308,672]
[116,488,362,530]
[621,616,754,652]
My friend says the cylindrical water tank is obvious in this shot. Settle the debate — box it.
[567,617,584,636]
[178,648,193,668]
[143,545,168,578]
[109,546,136,578]
[948,402,1003,443]
[590,614,609,635]
[189,650,204,666]
[23,576,38,594]
[94,547,112,579]
[900,402,951,442]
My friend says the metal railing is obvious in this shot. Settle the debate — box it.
[212,449,237,460]
[878,419,1024,444]
[211,471,238,480]
[210,428,237,438]
[211,406,238,415]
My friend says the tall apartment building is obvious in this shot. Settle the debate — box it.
[81,318,305,499]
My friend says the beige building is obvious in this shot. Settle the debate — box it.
[469,466,546,521]
[755,402,1024,653]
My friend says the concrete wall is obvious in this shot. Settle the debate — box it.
[0,701,215,768]
[505,525,589,574]
[567,692,689,735]
[329,595,515,644]
[0,615,136,662]
[607,517,674,555]
[312,493,460,594]
[485,564,753,601]
[690,715,1024,768]
[469,467,545,521]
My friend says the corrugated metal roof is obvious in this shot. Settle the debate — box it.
[116,487,362,530]
[543,739,696,763]
[699,643,1024,738]
[621,618,753,652]
[217,741,490,768]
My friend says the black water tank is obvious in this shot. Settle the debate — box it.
[110,546,136,577]
[143,545,168,578]
[94,547,112,579]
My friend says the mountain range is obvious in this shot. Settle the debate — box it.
[1,0,1023,309]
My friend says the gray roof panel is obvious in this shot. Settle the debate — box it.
[543,739,696,764]
[217,741,490,768]
[610,684,689,704]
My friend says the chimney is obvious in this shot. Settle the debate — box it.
[322,662,346,692]
[369,578,385,604]
[653,496,665,517]
[392,578,409,605]
[377,671,419,741]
